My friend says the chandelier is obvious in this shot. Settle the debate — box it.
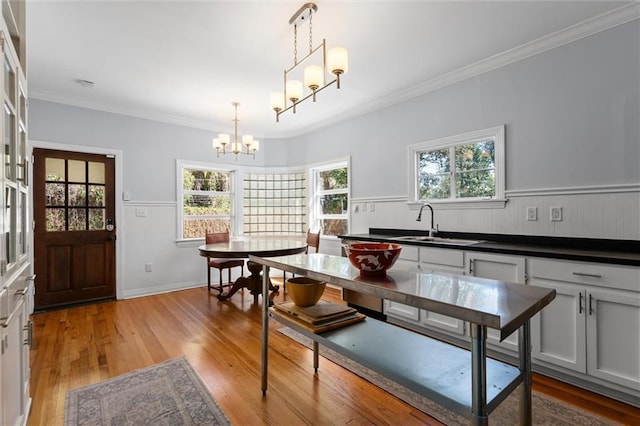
[270,2,349,122]
[213,102,259,159]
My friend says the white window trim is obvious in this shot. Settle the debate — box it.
[175,159,238,242]
[407,125,507,209]
[309,158,351,238]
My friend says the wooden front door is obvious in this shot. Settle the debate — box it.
[33,149,116,309]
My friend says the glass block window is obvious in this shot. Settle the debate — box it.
[243,172,307,235]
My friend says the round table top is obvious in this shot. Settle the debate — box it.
[198,237,308,259]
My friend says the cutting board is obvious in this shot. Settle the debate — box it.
[270,308,366,333]
[274,300,356,325]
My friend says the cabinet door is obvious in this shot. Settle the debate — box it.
[586,289,640,390]
[384,245,420,321]
[530,280,586,372]
[467,252,526,353]
[420,247,466,335]
[2,302,24,426]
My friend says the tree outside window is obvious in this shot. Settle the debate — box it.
[180,166,233,239]
[410,126,505,204]
[313,162,349,236]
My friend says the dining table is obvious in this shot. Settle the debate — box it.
[198,237,309,303]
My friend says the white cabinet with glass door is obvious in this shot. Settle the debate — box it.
[1,4,31,424]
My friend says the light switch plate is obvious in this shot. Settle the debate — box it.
[550,207,562,222]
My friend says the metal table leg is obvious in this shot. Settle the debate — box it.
[518,320,532,426]
[261,265,270,395]
[313,341,319,373]
[470,323,488,426]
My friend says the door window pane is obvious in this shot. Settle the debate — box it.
[88,161,105,184]
[45,158,65,181]
[88,185,105,207]
[68,160,86,182]
[46,183,66,206]
[68,184,86,206]
[46,208,65,231]
[68,208,86,231]
[89,209,105,230]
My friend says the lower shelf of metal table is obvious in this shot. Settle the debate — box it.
[271,311,523,418]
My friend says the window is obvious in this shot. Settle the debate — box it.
[311,160,349,236]
[409,126,505,206]
[243,172,307,235]
[178,162,234,240]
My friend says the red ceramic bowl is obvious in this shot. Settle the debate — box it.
[344,242,402,276]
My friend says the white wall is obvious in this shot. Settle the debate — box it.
[28,19,639,298]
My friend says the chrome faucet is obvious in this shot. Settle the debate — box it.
[416,202,436,237]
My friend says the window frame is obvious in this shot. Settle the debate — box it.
[408,125,506,209]
[176,159,237,241]
[309,158,350,238]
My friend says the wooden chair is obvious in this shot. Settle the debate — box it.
[284,229,321,288]
[205,231,244,293]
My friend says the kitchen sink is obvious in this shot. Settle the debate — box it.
[392,235,482,246]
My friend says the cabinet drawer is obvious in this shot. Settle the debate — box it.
[420,247,464,268]
[530,258,639,292]
[398,245,419,262]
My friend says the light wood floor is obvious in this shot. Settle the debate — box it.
[28,284,639,425]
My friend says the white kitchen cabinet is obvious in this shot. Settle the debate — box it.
[466,252,526,354]
[419,247,466,334]
[530,258,640,393]
[384,245,420,321]
[0,6,31,424]
[2,299,25,426]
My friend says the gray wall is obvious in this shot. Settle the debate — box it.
[28,20,639,298]
[284,20,639,196]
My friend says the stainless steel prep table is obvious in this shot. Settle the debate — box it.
[251,253,556,426]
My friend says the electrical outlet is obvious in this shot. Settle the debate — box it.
[135,207,147,217]
[550,207,562,222]
[369,202,375,212]
[526,207,537,221]
[145,263,152,272]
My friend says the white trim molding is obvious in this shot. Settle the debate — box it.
[506,183,640,197]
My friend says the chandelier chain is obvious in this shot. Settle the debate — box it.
[293,24,298,65]
[308,9,313,54]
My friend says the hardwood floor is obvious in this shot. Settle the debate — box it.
[28,284,639,425]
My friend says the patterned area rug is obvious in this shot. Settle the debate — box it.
[65,357,231,426]
[279,327,621,426]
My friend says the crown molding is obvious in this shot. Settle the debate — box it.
[28,89,220,132]
[30,3,639,139]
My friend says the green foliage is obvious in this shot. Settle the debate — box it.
[418,141,495,200]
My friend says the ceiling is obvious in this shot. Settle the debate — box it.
[26,1,634,139]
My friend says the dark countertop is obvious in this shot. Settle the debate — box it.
[339,228,640,267]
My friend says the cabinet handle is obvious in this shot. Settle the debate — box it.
[469,259,474,274]
[578,293,584,314]
[588,294,594,316]
[23,321,32,347]
[572,272,602,279]
[14,287,29,297]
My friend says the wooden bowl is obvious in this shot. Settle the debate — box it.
[344,242,402,276]
[286,277,327,307]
